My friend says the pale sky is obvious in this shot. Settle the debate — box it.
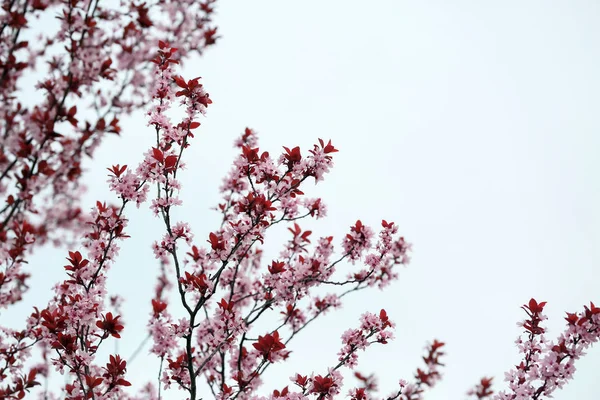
[4,1,599,399]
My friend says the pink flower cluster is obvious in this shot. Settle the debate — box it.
[492,299,600,400]
[338,310,395,369]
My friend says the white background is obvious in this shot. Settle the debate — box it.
[4,1,599,399]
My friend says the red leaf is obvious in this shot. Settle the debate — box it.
[152,147,164,163]
[173,75,187,89]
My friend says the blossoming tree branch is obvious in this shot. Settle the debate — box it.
[0,1,598,399]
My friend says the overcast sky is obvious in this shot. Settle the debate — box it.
[4,1,599,399]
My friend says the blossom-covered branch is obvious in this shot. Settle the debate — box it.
[0,3,598,399]
[0,0,218,310]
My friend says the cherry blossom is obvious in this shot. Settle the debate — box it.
[0,4,597,400]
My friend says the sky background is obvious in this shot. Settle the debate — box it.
[3,1,600,399]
